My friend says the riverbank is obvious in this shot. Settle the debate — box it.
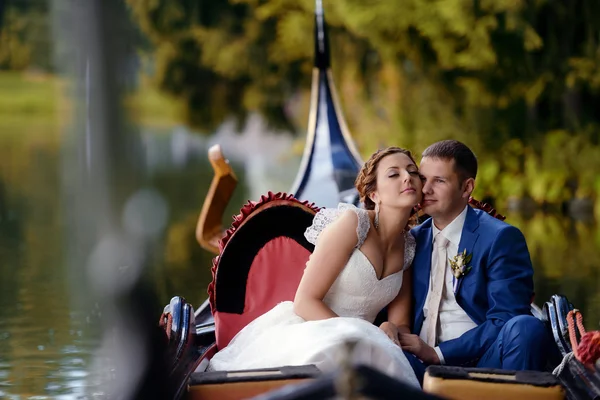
[0,71,180,131]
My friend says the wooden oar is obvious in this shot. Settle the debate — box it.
[196,145,238,254]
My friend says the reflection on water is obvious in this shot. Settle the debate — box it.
[0,118,297,397]
[509,212,600,326]
[0,121,100,398]
[0,121,599,397]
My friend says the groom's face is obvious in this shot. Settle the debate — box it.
[419,157,469,220]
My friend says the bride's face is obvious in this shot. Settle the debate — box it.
[370,153,423,210]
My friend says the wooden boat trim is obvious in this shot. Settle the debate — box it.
[196,144,238,254]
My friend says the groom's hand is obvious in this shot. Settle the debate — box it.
[399,333,440,365]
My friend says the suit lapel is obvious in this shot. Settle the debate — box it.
[414,223,433,324]
[455,207,480,294]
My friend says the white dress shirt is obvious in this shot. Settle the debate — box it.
[419,205,477,364]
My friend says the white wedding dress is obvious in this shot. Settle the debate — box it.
[207,203,420,388]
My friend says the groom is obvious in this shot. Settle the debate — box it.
[400,140,551,384]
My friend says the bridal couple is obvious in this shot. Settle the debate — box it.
[208,140,552,388]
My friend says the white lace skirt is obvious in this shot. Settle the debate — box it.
[207,301,420,388]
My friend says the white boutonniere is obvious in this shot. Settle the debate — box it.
[449,249,472,292]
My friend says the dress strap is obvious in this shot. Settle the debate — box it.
[403,231,416,270]
[304,203,371,249]
[352,206,371,248]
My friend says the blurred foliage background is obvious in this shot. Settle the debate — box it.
[4,0,600,209]
[123,0,600,212]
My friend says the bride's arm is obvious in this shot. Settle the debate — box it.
[384,267,413,335]
[293,210,359,321]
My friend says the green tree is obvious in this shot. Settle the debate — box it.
[127,0,319,132]
[0,0,53,70]
[127,0,600,204]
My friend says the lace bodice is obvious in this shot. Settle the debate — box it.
[304,203,416,323]
[305,203,372,248]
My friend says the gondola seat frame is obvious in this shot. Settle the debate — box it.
[208,192,320,350]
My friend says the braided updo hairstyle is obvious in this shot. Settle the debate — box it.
[355,147,418,210]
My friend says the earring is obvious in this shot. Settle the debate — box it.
[374,203,380,230]
[413,205,421,224]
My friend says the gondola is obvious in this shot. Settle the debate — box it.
[160,2,599,399]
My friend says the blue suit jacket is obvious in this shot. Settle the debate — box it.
[410,206,534,366]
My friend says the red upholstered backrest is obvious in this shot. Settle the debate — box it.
[208,192,319,349]
[244,237,312,317]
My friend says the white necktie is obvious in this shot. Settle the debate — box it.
[424,233,449,347]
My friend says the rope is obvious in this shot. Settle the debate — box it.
[576,312,586,337]
[565,308,600,369]
[567,310,579,358]
[553,352,575,376]
[567,309,587,360]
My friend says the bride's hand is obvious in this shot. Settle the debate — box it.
[379,321,400,346]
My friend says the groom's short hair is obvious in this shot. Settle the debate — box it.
[422,140,478,182]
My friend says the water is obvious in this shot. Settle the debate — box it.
[0,122,99,398]
[0,121,599,398]
[0,118,300,398]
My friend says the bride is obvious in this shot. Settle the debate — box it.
[208,147,423,388]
